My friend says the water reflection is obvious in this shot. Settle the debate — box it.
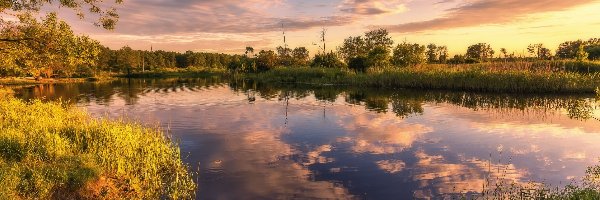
[14,78,600,199]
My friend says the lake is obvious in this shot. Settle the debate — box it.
[14,78,600,199]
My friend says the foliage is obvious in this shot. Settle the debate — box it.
[291,47,310,66]
[527,43,552,60]
[587,45,600,60]
[338,36,367,63]
[0,0,123,30]
[0,97,195,199]
[0,13,101,78]
[577,45,590,62]
[466,43,495,62]
[364,28,393,51]
[276,46,292,66]
[311,52,345,68]
[347,56,369,72]
[256,50,278,71]
[365,46,391,70]
[244,65,600,93]
[426,44,448,63]
[392,42,426,67]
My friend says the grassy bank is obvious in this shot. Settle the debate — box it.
[0,92,195,199]
[120,68,227,78]
[0,76,116,86]
[244,67,600,93]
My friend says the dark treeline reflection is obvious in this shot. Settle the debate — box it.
[15,77,599,121]
[229,79,598,121]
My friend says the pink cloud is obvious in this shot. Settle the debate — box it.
[383,0,595,33]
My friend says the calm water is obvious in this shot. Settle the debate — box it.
[15,78,600,199]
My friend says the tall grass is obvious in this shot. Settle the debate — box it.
[0,96,195,199]
[121,67,227,78]
[247,67,600,93]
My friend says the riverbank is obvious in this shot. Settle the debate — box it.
[0,77,116,86]
[0,91,196,199]
[119,68,227,78]
[242,67,600,93]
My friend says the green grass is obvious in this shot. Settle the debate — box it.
[0,96,195,199]
[245,66,600,93]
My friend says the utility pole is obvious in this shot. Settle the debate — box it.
[320,27,327,53]
[281,23,288,50]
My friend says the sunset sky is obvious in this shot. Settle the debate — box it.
[62,0,600,55]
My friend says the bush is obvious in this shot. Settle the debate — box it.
[311,52,346,68]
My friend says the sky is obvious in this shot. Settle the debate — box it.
[59,0,600,55]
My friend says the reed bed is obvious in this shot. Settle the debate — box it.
[248,66,600,93]
[0,96,195,199]
[122,67,227,78]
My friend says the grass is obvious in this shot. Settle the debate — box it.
[121,67,227,78]
[0,93,195,199]
[244,66,600,93]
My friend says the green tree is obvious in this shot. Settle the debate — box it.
[338,36,367,63]
[276,46,292,66]
[311,52,345,68]
[426,44,448,63]
[256,50,277,71]
[291,47,309,66]
[392,42,426,67]
[115,46,140,74]
[0,13,101,78]
[366,46,391,70]
[0,0,123,30]
[426,44,437,63]
[364,28,393,52]
[466,43,494,62]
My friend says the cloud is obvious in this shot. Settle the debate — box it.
[383,0,595,33]
[339,0,408,15]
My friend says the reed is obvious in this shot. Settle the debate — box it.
[0,97,196,199]
[246,66,600,93]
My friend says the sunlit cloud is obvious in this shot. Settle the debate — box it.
[384,0,596,33]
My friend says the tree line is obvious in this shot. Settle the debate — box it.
[2,6,599,78]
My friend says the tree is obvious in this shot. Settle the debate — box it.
[0,0,123,30]
[245,46,254,57]
[576,45,589,62]
[338,36,367,63]
[426,44,448,63]
[466,43,494,62]
[256,50,277,71]
[586,45,600,60]
[0,13,101,78]
[426,44,438,63]
[500,48,508,58]
[366,46,391,69]
[276,46,292,66]
[392,42,426,67]
[437,46,448,63]
[527,43,552,60]
[116,46,140,74]
[291,47,309,66]
[556,40,583,59]
[311,52,345,68]
[364,28,393,52]
[347,56,368,72]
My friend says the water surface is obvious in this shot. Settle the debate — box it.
[15,78,600,199]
